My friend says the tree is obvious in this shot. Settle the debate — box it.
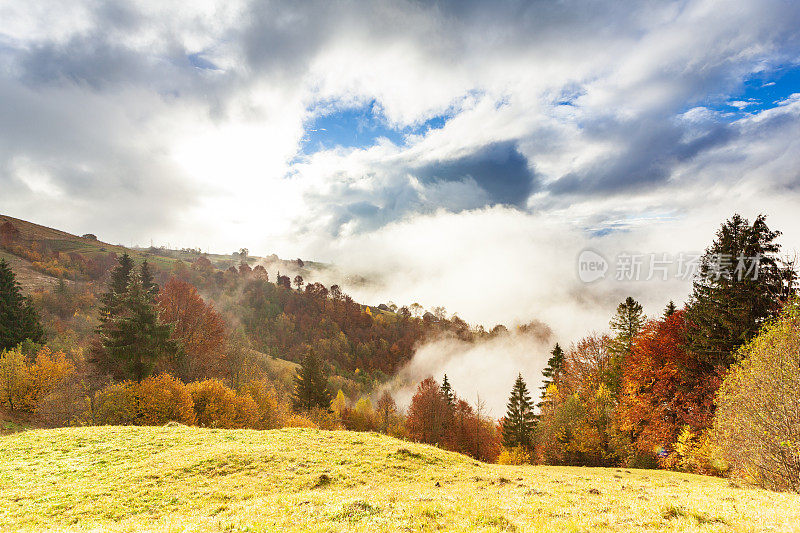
[663,300,677,318]
[538,343,564,409]
[407,377,449,445]
[96,271,181,381]
[502,373,536,450]
[139,260,158,298]
[608,297,645,393]
[440,374,455,408]
[376,390,398,433]
[685,213,796,369]
[291,350,332,412]
[99,253,134,319]
[293,275,304,290]
[0,259,44,351]
[715,298,800,492]
[156,278,227,381]
[618,311,717,467]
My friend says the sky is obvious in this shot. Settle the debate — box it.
[2,1,800,402]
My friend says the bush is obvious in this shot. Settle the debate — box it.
[187,379,258,429]
[0,346,74,413]
[94,374,195,426]
[94,381,138,425]
[714,299,800,492]
[137,374,196,426]
[283,413,318,428]
[497,445,531,465]
[242,379,282,429]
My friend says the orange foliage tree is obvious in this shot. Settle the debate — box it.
[156,278,227,381]
[618,310,720,466]
[406,377,450,445]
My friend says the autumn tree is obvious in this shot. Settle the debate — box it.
[376,390,398,433]
[618,310,718,468]
[156,278,227,381]
[0,259,44,351]
[291,350,332,412]
[502,374,536,450]
[407,377,450,445]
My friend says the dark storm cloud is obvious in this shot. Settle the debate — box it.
[414,141,537,206]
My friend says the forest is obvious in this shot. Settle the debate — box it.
[1,213,799,492]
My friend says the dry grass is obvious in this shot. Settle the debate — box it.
[0,426,798,532]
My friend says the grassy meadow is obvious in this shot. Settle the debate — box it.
[0,426,797,532]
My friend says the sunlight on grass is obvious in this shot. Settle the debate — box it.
[0,426,798,532]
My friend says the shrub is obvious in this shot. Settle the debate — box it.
[714,299,800,492]
[137,374,196,426]
[94,381,138,425]
[284,413,318,428]
[0,346,74,412]
[242,379,282,429]
[187,379,258,429]
[497,445,532,465]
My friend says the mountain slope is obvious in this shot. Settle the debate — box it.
[1,426,797,532]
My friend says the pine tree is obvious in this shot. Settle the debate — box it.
[100,253,134,320]
[608,296,644,393]
[663,300,677,318]
[440,374,455,408]
[502,373,536,450]
[0,259,44,351]
[685,214,796,369]
[139,260,158,299]
[96,271,180,381]
[537,343,564,409]
[291,350,332,412]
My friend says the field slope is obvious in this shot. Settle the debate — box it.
[0,427,798,532]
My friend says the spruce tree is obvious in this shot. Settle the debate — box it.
[685,214,796,368]
[291,350,332,412]
[537,343,564,409]
[440,374,455,408]
[608,296,644,393]
[0,259,44,351]
[663,300,677,318]
[100,253,134,320]
[139,260,158,299]
[502,373,536,450]
[97,271,180,381]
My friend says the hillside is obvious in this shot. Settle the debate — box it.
[0,427,798,532]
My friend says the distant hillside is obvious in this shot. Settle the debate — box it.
[1,425,797,532]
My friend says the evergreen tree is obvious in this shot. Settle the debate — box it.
[685,214,796,369]
[440,374,455,408]
[502,373,536,450]
[537,343,564,409]
[139,260,158,299]
[96,271,180,381]
[608,296,644,392]
[663,300,677,318]
[291,350,332,412]
[100,253,134,320]
[0,259,44,351]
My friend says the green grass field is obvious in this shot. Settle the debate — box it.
[0,427,798,532]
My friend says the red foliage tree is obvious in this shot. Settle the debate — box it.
[618,310,720,463]
[156,278,227,381]
[406,377,450,445]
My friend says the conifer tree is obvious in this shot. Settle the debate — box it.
[291,350,332,412]
[440,374,455,408]
[0,259,44,351]
[139,260,158,299]
[663,300,677,318]
[502,373,536,450]
[96,271,180,381]
[537,343,564,409]
[608,296,644,392]
[99,253,134,320]
[685,214,796,368]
